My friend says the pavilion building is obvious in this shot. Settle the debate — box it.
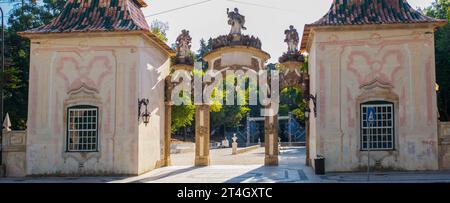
[301,0,447,172]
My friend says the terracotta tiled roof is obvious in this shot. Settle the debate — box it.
[312,0,442,26]
[300,0,448,52]
[23,0,149,33]
[19,0,175,56]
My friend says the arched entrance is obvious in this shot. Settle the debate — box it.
[163,10,309,168]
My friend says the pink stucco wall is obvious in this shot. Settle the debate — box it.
[26,33,170,175]
[308,26,440,172]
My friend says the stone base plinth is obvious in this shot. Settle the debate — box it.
[195,157,210,167]
[232,143,238,155]
[0,165,5,177]
[305,158,311,167]
[164,157,172,167]
[265,156,279,166]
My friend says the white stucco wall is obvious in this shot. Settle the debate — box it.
[308,37,318,163]
[308,26,439,172]
[26,33,169,175]
[136,36,171,174]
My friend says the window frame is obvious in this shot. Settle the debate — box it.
[66,105,99,153]
[360,101,395,151]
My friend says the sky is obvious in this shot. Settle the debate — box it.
[141,0,435,62]
[0,0,436,62]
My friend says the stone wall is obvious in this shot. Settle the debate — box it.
[2,130,27,177]
[439,122,450,170]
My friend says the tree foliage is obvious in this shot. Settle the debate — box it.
[171,91,196,133]
[279,87,306,121]
[210,75,251,134]
[3,1,65,129]
[424,0,450,121]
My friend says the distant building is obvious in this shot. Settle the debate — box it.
[18,0,175,175]
[301,0,447,172]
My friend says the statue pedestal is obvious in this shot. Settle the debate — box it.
[231,34,241,42]
[279,60,303,72]
[171,64,194,72]
[279,60,306,91]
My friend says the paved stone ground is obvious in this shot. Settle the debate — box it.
[171,146,266,166]
[1,147,450,183]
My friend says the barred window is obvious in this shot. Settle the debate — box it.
[67,105,99,152]
[361,101,394,151]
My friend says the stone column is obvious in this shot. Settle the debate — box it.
[305,118,311,166]
[163,102,172,167]
[246,113,250,146]
[163,77,174,167]
[195,105,210,166]
[264,115,279,166]
[232,134,238,155]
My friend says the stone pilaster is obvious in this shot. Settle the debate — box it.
[305,119,311,166]
[163,77,174,167]
[195,105,210,166]
[264,115,279,166]
[163,102,172,167]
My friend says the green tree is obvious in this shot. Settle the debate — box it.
[3,1,65,129]
[424,0,450,121]
[279,87,306,121]
[171,91,196,133]
[196,38,212,71]
[210,75,251,139]
[151,20,169,42]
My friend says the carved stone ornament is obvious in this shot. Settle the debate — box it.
[227,8,247,35]
[284,25,300,53]
[199,126,209,135]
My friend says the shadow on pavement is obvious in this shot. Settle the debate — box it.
[131,167,198,183]
[224,147,308,183]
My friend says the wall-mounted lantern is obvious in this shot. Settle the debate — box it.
[138,99,150,126]
[306,94,317,117]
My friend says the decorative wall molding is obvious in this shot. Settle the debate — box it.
[62,84,103,165]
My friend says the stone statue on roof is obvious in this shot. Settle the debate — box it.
[284,25,299,53]
[175,29,192,60]
[227,8,247,35]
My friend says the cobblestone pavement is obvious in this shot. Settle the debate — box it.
[1,147,450,183]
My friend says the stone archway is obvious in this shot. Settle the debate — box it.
[163,52,309,167]
[163,11,310,168]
